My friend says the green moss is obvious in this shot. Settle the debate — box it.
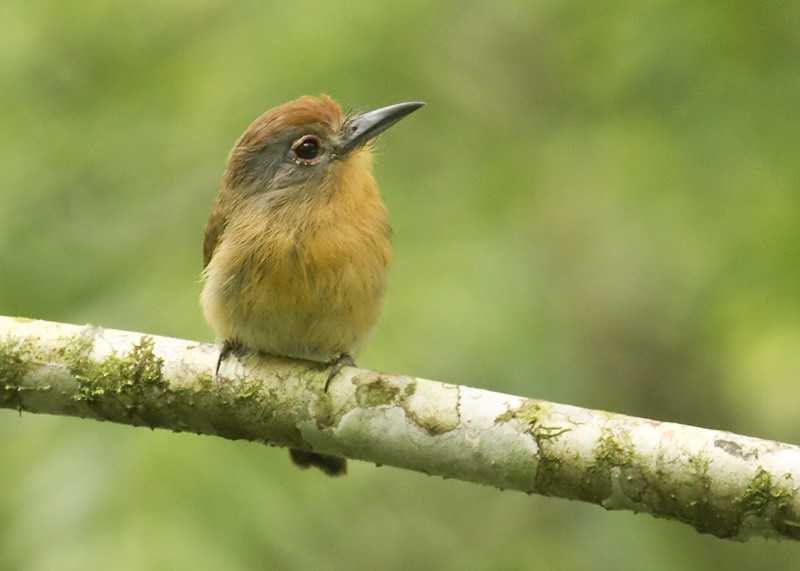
[195,371,216,391]
[687,452,711,486]
[493,399,577,496]
[232,376,264,402]
[411,409,456,436]
[495,400,571,442]
[585,429,652,509]
[736,468,792,515]
[59,332,94,375]
[535,424,572,440]
[495,399,543,426]
[354,375,402,408]
[0,336,34,407]
[593,431,635,468]
[2,332,166,419]
[0,336,32,382]
[71,335,166,404]
[312,392,337,429]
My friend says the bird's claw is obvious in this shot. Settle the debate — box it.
[324,353,355,391]
[215,339,247,379]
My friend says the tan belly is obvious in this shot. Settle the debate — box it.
[201,229,389,362]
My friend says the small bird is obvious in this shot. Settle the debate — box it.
[201,95,423,476]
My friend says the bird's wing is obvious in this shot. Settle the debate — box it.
[203,206,226,269]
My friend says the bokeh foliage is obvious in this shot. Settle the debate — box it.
[2,1,799,569]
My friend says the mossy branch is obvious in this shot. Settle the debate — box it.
[1,316,799,541]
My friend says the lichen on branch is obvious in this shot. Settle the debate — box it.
[1,316,799,541]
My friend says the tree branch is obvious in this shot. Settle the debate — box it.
[1,316,798,541]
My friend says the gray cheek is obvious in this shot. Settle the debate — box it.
[233,152,283,194]
[270,159,329,191]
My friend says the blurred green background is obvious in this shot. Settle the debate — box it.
[2,1,800,569]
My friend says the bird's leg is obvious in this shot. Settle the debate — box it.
[324,353,355,391]
[215,338,247,378]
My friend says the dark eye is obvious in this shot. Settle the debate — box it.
[291,135,324,163]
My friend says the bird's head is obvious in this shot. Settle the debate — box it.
[222,95,424,196]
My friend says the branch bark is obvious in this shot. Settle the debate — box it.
[1,316,798,541]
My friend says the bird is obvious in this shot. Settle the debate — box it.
[200,95,424,476]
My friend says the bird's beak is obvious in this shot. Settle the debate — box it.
[336,101,425,157]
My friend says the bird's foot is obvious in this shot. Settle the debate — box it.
[323,353,355,391]
[215,338,247,378]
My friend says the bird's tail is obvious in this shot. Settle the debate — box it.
[289,449,347,476]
